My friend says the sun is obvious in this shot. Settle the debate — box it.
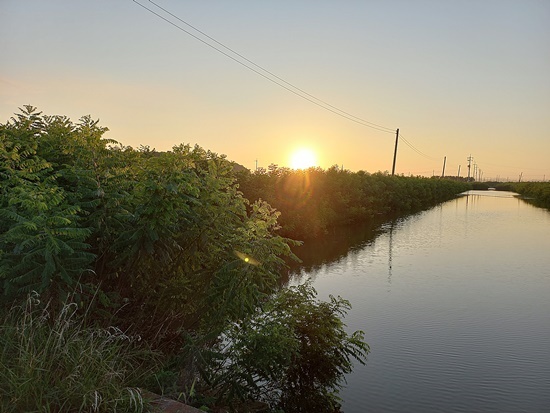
[290,148,317,170]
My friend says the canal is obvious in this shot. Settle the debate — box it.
[289,190,550,412]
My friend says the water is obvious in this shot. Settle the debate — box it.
[289,191,550,412]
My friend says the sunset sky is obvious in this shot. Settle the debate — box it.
[2,0,549,181]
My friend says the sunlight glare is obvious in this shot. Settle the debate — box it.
[290,148,317,170]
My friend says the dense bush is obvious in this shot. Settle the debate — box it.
[0,107,294,332]
[506,182,550,209]
[198,283,369,412]
[1,106,369,412]
[236,165,471,239]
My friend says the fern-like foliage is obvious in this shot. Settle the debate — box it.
[0,107,95,304]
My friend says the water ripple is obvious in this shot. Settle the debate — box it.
[298,194,550,413]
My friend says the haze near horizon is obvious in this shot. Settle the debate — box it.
[1,0,549,181]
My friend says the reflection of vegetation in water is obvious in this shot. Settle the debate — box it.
[464,182,550,209]
[286,221,382,277]
[283,208,435,287]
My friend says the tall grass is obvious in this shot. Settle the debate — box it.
[0,293,159,412]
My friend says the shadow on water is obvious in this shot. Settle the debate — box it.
[281,215,406,284]
[280,197,466,285]
[280,191,550,413]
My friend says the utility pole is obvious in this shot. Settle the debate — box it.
[441,156,447,178]
[255,159,258,171]
[467,155,473,181]
[391,128,399,176]
[457,165,461,178]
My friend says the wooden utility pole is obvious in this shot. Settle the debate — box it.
[391,128,399,176]
[441,156,447,178]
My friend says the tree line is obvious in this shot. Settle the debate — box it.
[236,165,471,240]
[499,182,550,209]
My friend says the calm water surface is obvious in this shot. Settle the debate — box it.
[289,190,550,413]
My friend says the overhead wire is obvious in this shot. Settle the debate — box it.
[147,0,396,134]
[133,0,444,168]
[399,134,438,161]
[132,0,395,134]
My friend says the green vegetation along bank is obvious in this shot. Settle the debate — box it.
[502,182,550,209]
[1,107,368,412]
[236,165,471,239]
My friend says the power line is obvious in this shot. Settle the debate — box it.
[133,0,447,171]
[132,0,395,134]
[399,134,437,160]
[148,0,396,133]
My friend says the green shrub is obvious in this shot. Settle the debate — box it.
[199,284,369,412]
[507,182,550,209]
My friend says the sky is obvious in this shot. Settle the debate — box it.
[1,0,549,181]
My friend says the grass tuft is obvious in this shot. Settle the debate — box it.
[0,292,159,412]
